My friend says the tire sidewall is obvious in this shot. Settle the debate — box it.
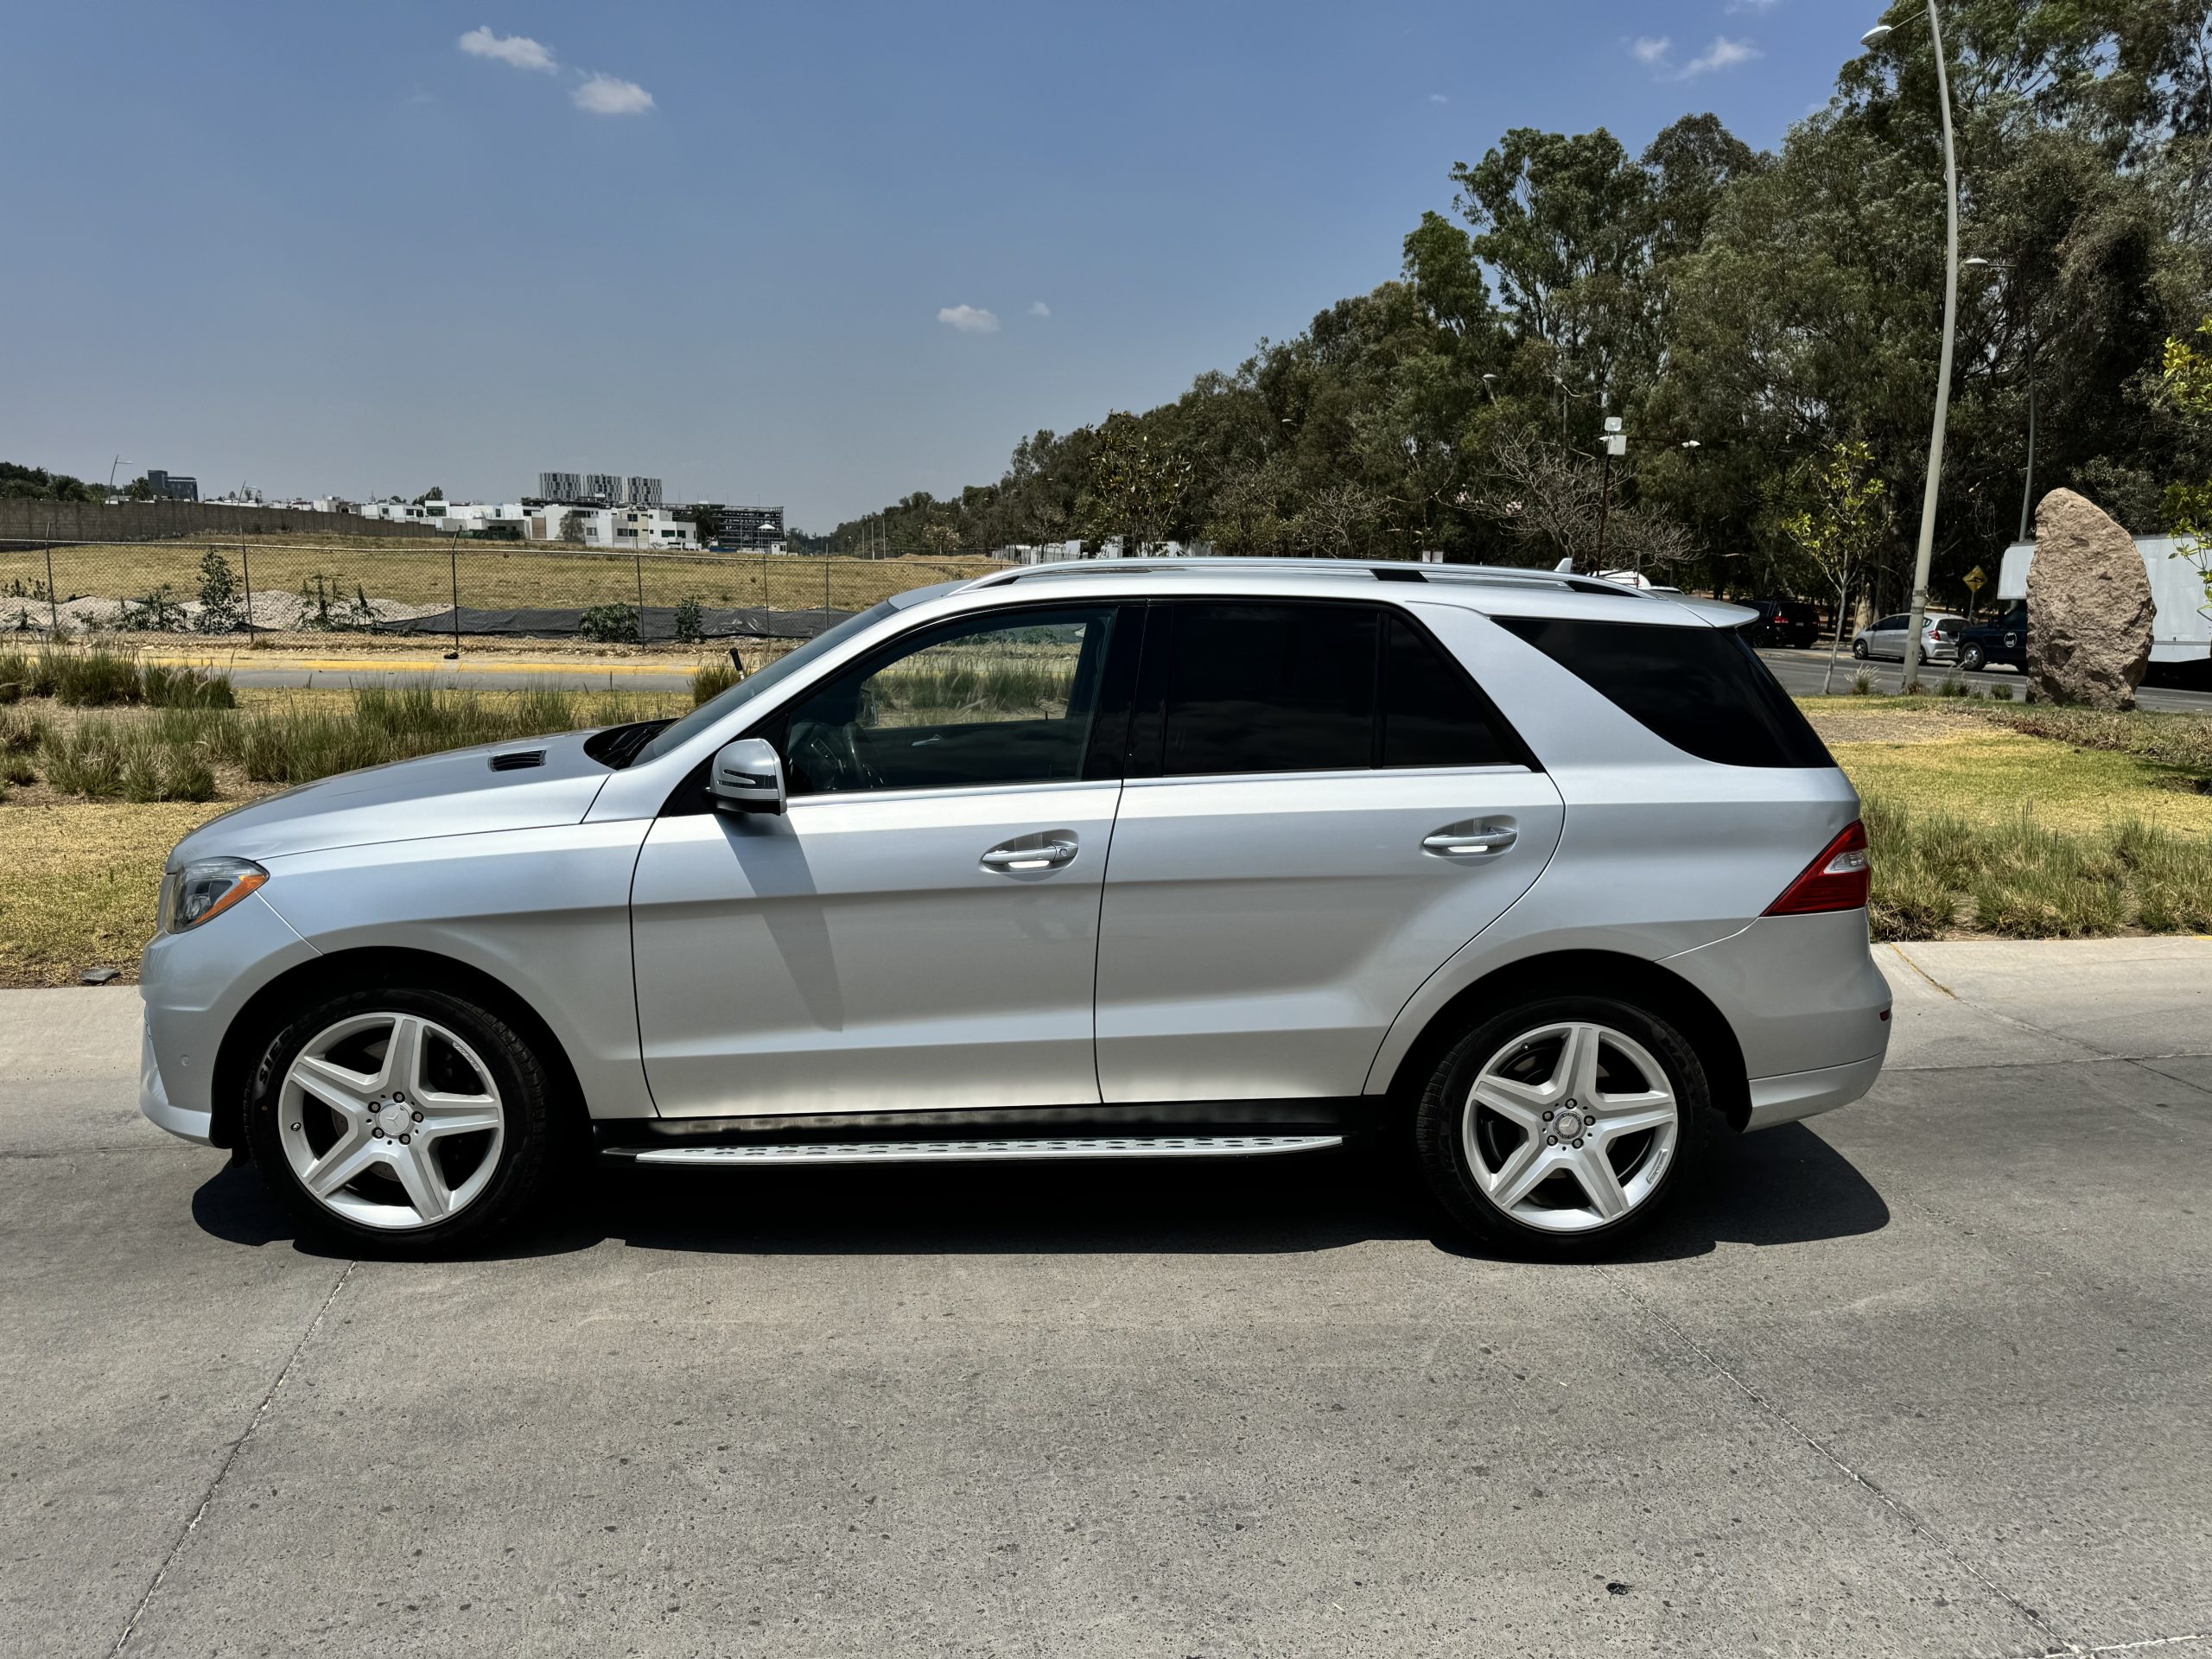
[1414,994,1715,1255]
[245,985,552,1254]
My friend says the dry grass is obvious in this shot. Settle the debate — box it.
[0,802,232,984]
[3,538,997,623]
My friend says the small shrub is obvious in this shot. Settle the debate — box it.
[1987,680,2015,701]
[140,663,236,709]
[1936,674,1968,698]
[45,720,126,798]
[578,603,640,645]
[196,549,248,633]
[673,595,705,645]
[0,707,49,753]
[0,648,26,702]
[112,586,189,632]
[691,660,740,705]
[1851,669,1873,696]
[1,753,34,786]
[48,647,142,707]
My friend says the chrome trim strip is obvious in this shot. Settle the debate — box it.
[608,1134,1344,1166]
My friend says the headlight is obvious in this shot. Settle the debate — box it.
[162,857,269,933]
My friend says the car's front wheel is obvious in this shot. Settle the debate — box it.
[244,986,558,1254]
[1413,995,1719,1256]
[1957,642,1986,671]
[1851,639,1869,659]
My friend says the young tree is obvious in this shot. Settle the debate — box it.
[1772,440,1891,693]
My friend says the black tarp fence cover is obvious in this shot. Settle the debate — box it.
[382,605,855,642]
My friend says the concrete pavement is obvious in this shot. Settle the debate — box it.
[3,942,2209,1656]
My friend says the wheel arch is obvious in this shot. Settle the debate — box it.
[209,946,587,1153]
[1377,949,1751,1133]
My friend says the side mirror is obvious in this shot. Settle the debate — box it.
[707,737,785,815]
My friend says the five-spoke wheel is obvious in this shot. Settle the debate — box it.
[246,986,557,1252]
[1414,994,1714,1254]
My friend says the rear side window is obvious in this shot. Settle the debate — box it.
[1149,602,1520,777]
[1159,603,1378,775]
[1496,616,1833,769]
[1382,613,1511,768]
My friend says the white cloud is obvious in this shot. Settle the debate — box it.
[1027,301,1052,318]
[1726,0,1780,12]
[573,73,655,115]
[1681,35,1761,76]
[1630,35,1672,67]
[459,26,557,73]
[1428,92,1449,105]
[938,305,1001,334]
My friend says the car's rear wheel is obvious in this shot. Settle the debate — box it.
[1957,642,1986,671]
[1413,995,1719,1256]
[245,986,557,1255]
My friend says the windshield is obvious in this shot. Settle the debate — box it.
[632,601,896,766]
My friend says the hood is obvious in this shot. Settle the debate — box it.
[168,730,613,869]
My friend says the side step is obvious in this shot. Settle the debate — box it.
[604,1134,1344,1167]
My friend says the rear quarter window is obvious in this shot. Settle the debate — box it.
[1495,615,1834,769]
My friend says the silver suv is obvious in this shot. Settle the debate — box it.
[140,561,1891,1257]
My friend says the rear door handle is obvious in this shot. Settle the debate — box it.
[981,834,1078,873]
[1423,824,1516,858]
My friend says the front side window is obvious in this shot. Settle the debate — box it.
[782,606,1116,795]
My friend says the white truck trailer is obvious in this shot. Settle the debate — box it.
[1999,536,2212,683]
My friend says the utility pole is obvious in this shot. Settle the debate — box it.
[1866,4,1961,693]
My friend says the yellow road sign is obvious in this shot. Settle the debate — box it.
[1963,565,1986,593]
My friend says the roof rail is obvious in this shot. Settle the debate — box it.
[961,556,1650,598]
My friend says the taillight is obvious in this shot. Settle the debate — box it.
[1764,821,1871,915]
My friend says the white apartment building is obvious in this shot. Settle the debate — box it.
[524,505,696,550]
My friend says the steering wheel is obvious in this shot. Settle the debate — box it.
[787,718,880,794]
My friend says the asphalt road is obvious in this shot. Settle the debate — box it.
[7,940,2211,1657]
[1757,645,2212,713]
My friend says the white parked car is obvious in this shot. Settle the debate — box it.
[1851,612,1962,664]
[140,561,1891,1257]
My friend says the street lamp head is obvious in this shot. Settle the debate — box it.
[1860,22,1896,48]
[1681,440,1701,450]
[1481,373,1498,382]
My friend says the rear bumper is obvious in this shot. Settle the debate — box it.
[1745,1052,1885,1131]
[140,1018,213,1146]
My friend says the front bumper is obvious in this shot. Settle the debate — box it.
[140,1019,213,1145]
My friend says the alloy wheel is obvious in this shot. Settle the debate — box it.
[1461,1020,1680,1234]
[276,1012,506,1231]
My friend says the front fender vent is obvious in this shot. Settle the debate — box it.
[488,748,547,772]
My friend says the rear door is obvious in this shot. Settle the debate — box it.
[1092,600,1564,1103]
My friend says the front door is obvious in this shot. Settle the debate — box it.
[632,602,1130,1118]
[1093,601,1565,1103]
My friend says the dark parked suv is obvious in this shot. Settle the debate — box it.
[1740,600,1821,650]
[1954,604,2027,673]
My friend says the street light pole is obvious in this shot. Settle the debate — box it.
[1866,4,1960,692]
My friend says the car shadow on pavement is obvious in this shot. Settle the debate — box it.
[190,1122,1886,1263]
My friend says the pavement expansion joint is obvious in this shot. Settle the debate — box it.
[1599,1267,2075,1654]
[105,1259,359,1655]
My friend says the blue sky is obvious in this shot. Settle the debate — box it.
[1,2,1866,528]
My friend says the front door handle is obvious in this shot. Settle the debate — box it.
[1423,823,1517,858]
[981,833,1078,873]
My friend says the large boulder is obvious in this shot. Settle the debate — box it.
[2026,488,2153,709]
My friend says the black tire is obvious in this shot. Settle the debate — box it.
[1957,643,1985,672]
[1412,994,1722,1258]
[244,984,560,1256]
[1851,639,1870,659]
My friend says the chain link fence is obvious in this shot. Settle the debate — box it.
[0,537,1001,654]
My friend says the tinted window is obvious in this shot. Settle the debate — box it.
[782,606,1116,795]
[1382,613,1511,768]
[1876,615,1905,632]
[1497,616,1834,769]
[1160,603,1377,776]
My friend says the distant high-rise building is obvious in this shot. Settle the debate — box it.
[143,469,198,502]
[538,471,583,502]
[625,475,664,508]
[583,473,624,505]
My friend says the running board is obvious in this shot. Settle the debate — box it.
[605,1134,1344,1166]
